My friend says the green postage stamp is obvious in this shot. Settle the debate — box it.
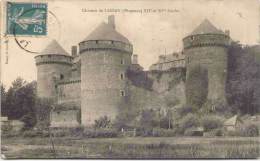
[6,2,47,36]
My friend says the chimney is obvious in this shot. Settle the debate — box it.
[71,46,77,57]
[132,54,138,64]
[108,15,115,29]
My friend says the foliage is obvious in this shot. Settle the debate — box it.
[186,66,208,108]
[35,98,54,129]
[184,128,203,136]
[151,128,177,137]
[126,69,153,90]
[1,78,37,129]
[176,105,194,117]
[94,116,111,128]
[178,113,199,133]
[227,42,260,115]
[200,115,224,132]
[139,109,158,128]
[82,128,119,138]
[113,95,140,129]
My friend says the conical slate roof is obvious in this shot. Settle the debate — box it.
[190,19,224,35]
[83,21,130,44]
[41,40,69,55]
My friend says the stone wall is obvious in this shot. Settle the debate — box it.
[80,46,132,126]
[185,44,228,106]
[36,62,72,99]
[50,109,80,127]
[57,80,81,107]
[147,68,186,107]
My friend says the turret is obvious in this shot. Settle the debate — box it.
[35,40,72,99]
[79,15,133,126]
[183,19,230,107]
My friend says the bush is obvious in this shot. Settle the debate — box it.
[152,128,177,137]
[178,113,199,133]
[136,127,153,137]
[50,127,83,137]
[23,130,42,137]
[177,105,194,116]
[201,115,224,132]
[94,116,111,128]
[82,128,118,138]
[184,128,203,136]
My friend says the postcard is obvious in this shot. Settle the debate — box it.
[1,0,259,159]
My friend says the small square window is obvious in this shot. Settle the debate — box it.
[120,90,125,96]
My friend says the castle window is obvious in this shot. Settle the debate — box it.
[95,40,98,44]
[121,58,125,65]
[120,90,125,96]
[190,36,195,41]
[60,74,64,80]
[120,73,125,80]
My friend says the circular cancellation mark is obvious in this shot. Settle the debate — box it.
[12,8,61,54]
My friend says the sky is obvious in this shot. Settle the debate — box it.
[1,0,259,88]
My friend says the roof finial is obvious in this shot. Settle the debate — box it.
[108,15,115,29]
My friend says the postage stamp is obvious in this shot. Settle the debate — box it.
[6,2,47,36]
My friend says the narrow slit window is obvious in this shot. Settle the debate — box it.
[121,59,124,65]
[60,74,64,80]
[120,73,124,80]
[120,90,125,96]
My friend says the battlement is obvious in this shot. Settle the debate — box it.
[35,54,73,66]
[183,33,230,49]
[79,40,133,54]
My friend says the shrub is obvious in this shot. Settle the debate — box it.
[201,115,224,132]
[82,128,119,138]
[184,128,203,136]
[178,113,199,133]
[177,105,194,116]
[94,116,111,128]
[136,127,153,137]
[50,127,83,137]
[152,128,177,137]
[22,130,42,137]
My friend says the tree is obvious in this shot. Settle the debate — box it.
[94,116,111,128]
[1,84,7,116]
[139,109,158,128]
[227,42,260,115]
[3,77,37,129]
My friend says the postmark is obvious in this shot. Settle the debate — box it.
[4,2,61,54]
[6,2,47,36]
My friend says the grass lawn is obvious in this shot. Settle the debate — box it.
[1,136,259,159]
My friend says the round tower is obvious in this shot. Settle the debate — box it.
[183,19,230,106]
[35,40,73,99]
[79,15,133,126]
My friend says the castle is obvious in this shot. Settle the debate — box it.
[35,16,231,127]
